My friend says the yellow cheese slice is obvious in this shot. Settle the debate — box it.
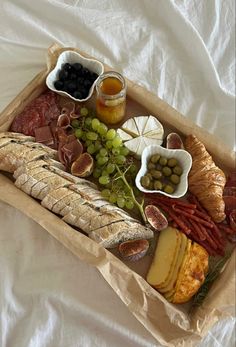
[159,233,188,293]
[172,242,209,304]
[157,231,182,290]
[146,227,180,287]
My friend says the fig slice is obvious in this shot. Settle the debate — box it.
[118,239,149,261]
[166,133,184,149]
[145,205,168,231]
[71,152,94,177]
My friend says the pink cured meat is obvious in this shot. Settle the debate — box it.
[10,91,60,136]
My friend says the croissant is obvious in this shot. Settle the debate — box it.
[185,134,226,223]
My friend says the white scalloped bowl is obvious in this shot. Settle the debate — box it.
[135,145,192,198]
[46,50,104,102]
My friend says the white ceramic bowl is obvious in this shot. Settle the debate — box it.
[46,50,104,102]
[135,145,192,198]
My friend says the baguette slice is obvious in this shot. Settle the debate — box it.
[146,227,180,288]
[90,220,153,249]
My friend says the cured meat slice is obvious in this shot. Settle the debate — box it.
[34,126,54,147]
[57,114,71,129]
[10,91,60,136]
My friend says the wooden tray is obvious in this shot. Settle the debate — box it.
[0,44,235,347]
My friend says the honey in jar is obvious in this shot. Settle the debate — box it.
[96,71,126,125]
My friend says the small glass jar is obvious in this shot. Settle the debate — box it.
[95,71,127,125]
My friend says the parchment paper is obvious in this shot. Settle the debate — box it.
[0,44,235,347]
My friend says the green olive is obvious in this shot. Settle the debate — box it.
[154,180,163,190]
[147,162,156,170]
[168,158,178,167]
[146,173,153,181]
[173,165,183,175]
[150,154,161,164]
[159,157,168,166]
[170,174,180,184]
[141,175,150,188]
[164,184,175,194]
[150,169,163,179]
[149,181,154,190]
[162,166,172,177]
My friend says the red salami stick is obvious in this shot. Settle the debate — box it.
[218,224,235,234]
[188,194,206,213]
[194,209,212,221]
[157,203,191,235]
[199,226,218,250]
[212,222,223,238]
[173,204,195,215]
[172,206,214,228]
[189,219,206,241]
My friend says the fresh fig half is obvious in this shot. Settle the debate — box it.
[145,205,168,231]
[118,239,149,261]
[166,133,184,149]
[71,152,94,177]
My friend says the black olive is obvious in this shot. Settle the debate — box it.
[73,63,83,72]
[73,91,83,99]
[69,72,77,80]
[84,79,92,88]
[80,67,90,77]
[64,80,77,93]
[90,72,98,81]
[76,77,84,86]
[63,63,72,71]
[54,80,64,90]
[59,69,69,81]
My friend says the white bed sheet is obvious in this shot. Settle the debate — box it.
[0,1,235,346]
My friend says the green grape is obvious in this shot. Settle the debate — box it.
[71,119,80,128]
[112,136,122,148]
[97,156,109,166]
[99,148,108,157]
[99,175,110,185]
[80,107,89,116]
[112,148,120,155]
[114,155,126,165]
[115,179,124,188]
[109,193,117,203]
[94,141,102,151]
[117,197,125,208]
[86,132,98,141]
[87,144,96,154]
[98,123,108,135]
[129,164,138,175]
[125,200,134,209]
[105,140,113,149]
[102,169,109,176]
[91,118,100,131]
[93,167,101,178]
[75,128,83,139]
[101,189,111,198]
[81,133,87,141]
[85,117,92,126]
[106,128,116,140]
[106,163,115,174]
[120,146,129,156]
[85,140,92,147]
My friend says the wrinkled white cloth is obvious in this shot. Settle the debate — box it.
[0,1,235,346]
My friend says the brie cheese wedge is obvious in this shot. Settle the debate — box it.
[117,115,164,157]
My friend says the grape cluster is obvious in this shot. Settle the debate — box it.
[72,109,139,209]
